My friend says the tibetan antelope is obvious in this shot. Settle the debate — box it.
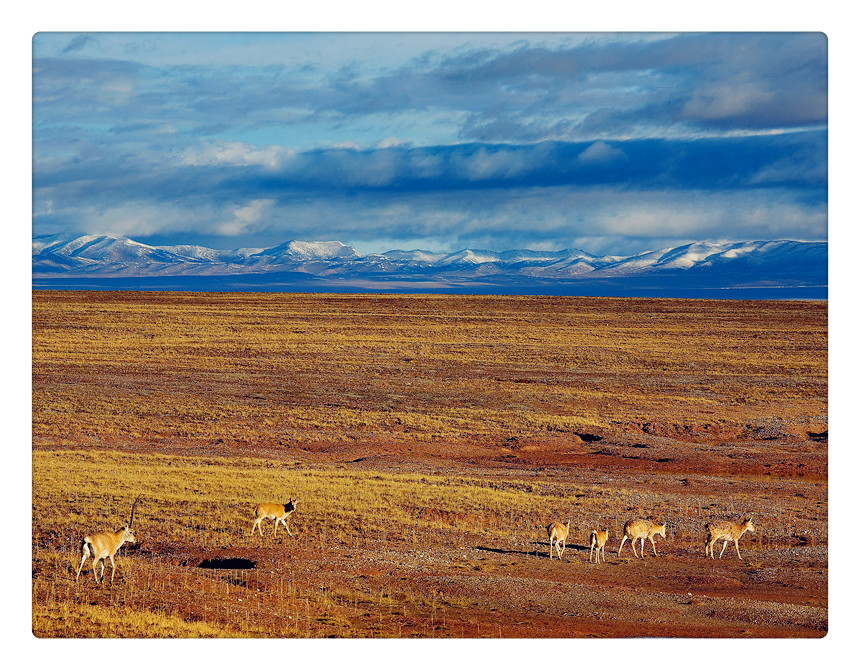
[251,498,298,537]
[76,495,140,585]
[617,519,666,558]
[589,529,609,563]
[547,520,570,559]
[705,516,755,559]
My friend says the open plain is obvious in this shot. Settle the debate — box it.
[31,291,827,638]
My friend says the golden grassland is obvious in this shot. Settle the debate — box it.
[32,448,825,638]
[31,292,828,638]
[31,449,595,638]
[32,292,827,446]
[37,449,807,554]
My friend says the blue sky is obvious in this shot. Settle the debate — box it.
[32,31,827,256]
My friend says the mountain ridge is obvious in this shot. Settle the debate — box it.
[32,233,827,297]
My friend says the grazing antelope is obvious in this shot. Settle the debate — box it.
[546,520,570,559]
[705,516,755,559]
[76,495,140,585]
[589,529,609,563]
[251,498,298,537]
[617,519,666,558]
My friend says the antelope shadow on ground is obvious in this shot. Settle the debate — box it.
[476,542,592,558]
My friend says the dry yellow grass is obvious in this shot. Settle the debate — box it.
[32,292,827,447]
[33,449,596,549]
[33,602,232,638]
[31,292,828,638]
[31,448,591,637]
[33,448,826,637]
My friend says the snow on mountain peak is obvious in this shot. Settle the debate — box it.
[256,240,360,261]
[381,249,448,263]
[439,249,501,265]
[32,235,826,296]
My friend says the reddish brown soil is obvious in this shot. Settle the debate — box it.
[51,430,827,638]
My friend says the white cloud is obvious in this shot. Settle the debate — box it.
[215,199,277,236]
[577,141,626,164]
[682,82,775,121]
[454,147,534,181]
[75,202,190,238]
[180,141,288,168]
[377,137,407,148]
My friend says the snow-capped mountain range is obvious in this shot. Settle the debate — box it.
[32,234,827,297]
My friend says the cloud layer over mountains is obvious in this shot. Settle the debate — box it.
[33,33,827,257]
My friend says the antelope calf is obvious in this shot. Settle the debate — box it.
[76,495,140,585]
[547,520,570,559]
[589,529,609,563]
[705,516,755,559]
[617,519,666,558]
[251,498,298,537]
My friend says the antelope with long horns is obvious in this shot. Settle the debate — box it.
[251,498,298,537]
[76,495,141,585]
[705,515,755,559]
[546,520,570,559]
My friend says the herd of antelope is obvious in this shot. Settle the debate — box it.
[75,496,299,585]
[546,515,756,564]
[74,493,755,585]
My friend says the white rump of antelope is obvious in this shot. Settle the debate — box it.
[589,529,609,563]
[546,520,570,559]
[76,495,141,585]
[617,519,666,558]
[705,516,755,559]
[251,498,298,537]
